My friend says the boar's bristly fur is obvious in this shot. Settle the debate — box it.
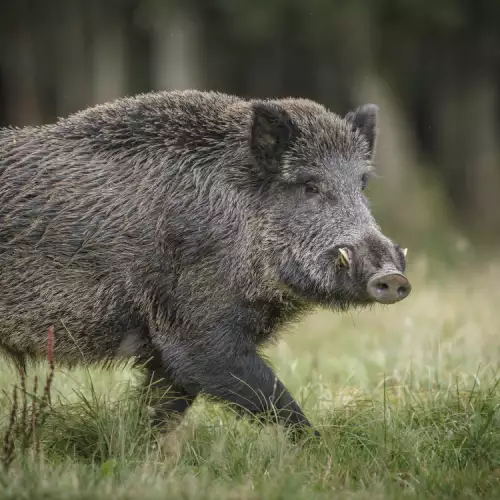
[0,90,410,437]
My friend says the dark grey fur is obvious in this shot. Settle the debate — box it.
[0,90,408,437]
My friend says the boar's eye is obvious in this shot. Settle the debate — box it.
[296,174,320,196]
[304,182,320,195]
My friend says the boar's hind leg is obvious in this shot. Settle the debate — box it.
[164,343,319,439]
[119,325,197,428]
[143,355,198,428]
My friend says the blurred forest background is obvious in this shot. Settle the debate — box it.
[1,0,499,258]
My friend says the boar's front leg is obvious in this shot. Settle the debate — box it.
[160,332,319,438]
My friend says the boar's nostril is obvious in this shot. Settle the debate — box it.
[367,272,411,305]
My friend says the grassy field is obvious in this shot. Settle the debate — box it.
[1,254,500,499]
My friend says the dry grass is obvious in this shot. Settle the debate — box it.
[1,254,500,499]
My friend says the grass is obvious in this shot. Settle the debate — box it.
[2,254,500,499]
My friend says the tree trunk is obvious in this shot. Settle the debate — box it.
[90,4,127,105]
[431,38,500,243]
[150,2,202,91]
[1,23,43,126]
[461,63,500,241]
[55,0,92,117]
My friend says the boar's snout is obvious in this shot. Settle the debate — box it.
[367,271,411,304]
[330,234,411,306]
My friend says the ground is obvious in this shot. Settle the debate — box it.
[1,254,500,499]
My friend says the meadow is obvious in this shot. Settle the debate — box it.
[1,253,500,499]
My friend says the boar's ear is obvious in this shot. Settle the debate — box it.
[345,104,379,159]
[250,102,299,173]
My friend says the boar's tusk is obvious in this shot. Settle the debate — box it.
[339,248,350,268]
[402,248,408,258]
